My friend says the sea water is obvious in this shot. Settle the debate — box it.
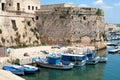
[22,46,120,80]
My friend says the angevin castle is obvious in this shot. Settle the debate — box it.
[0,0,105,47]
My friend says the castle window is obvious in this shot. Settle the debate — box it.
[2,3,5,11]
[11,20,17,29]
[28,5,30,10]
[9,3,11,6]
[83,16,86,20]
[32,6,34,10]
[36,7,38,10]
[36,16,39,20]
[17,3,20,10]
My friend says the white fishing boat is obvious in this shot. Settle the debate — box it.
[98,57,108,63]
[23,65,39,74]
[33,56,74,70]
[108,49,120,53]
[61,54,87,67]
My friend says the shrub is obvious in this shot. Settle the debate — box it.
[12,26,18,31]
[33,40,39,45]
[96,8,102,16]
[27,21,31,26]
[78,14,83,17]
[13,58,20,65]
[0,29,2,34]
[23,33,25,38]
[1,37,5,43]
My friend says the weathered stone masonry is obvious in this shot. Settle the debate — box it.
[36,4,105,46]
[0,0,41,46]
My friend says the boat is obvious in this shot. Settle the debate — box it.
[109,49,120,53]
[23,65,39,74]
[33,55,74,70]
[86,57,99,65]
[108,49,120,53]
[86,51,99,65]
[61,54,87,67]
[107,42,118,46]
[3,65,24,75]
[97,56,108,63]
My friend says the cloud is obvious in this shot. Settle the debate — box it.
[93,0,113,10]
[114,2,120,6]
[93,0,104,5]
[79,4,89,7]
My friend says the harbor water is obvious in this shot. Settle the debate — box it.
[22,45,120,80]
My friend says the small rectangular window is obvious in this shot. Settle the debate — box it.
[11,20,16,27]
[36,7,38,10]
[2,3,5,11]
[28,5,30,10]
[36,16,39,20]
[32,6,34,10]
[17,3,20,10]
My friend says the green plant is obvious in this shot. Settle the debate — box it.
[78,14,83,17]
[60,14,66,19]
[27,21,31,26]
[29,37,31,43]
[41,42,47,46]
[10,36,14,43]
[33,40,39,45]
[12,26,18,31]
[0,29,2,34]
[67,39,71,44]
[96,8,102,16]
[36,33,40,39]
[23,33,25,38]
[1,37,5,44]
[13,58,20,65]
[30,28,34,32]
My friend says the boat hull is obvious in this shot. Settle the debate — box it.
[3,66,24,75]
[23,65,39,74]
[37,62,73,70]
[98,57,108,63]
[86,57,99,65]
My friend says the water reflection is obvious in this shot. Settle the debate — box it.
[23,63,106,80]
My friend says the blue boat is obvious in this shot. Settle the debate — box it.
[23,65,39,74]
[61,54,87,67]
[33,55,74,70]
[3,65,24,75]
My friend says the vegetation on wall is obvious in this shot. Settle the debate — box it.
[33,40,39,45]
[1,37,5,44]
[78,14,83,17]
[12,25,18,31]
[10,36,14,43]
[13,58,20,65]
[59,14,66,19]
[96,8,102,16]
[14,32,21,44]
[0,29,2,34]
[27,21,31,26]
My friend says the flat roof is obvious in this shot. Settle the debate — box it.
[62,53,85,57]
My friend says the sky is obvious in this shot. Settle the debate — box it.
[41,0,120,24]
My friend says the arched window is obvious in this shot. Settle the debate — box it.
[83,16,86,20]
[28,5,30,10]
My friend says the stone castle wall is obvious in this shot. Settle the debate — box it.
[36,6,105,45]
[0,0,41,46]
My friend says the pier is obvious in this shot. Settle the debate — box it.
[0,69,25,80]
